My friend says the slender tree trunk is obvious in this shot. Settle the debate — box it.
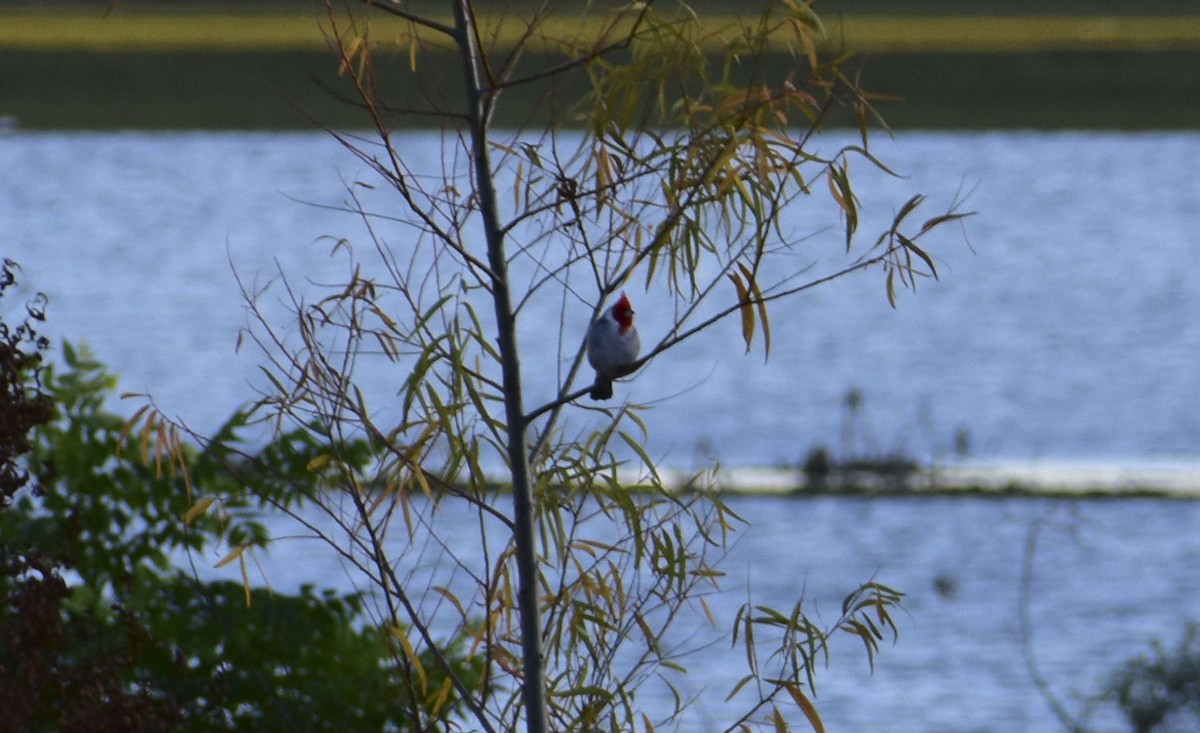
[451,3,548,733]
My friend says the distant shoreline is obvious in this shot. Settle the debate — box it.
[3,7,1200,130]
[4,48,1199,130]
[653,460,1200,499]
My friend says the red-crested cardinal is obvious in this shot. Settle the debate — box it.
[586,292,641,401]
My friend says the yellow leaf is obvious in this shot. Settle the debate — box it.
[772,705,790,733]
[391,625,428,692]
[432,586,467,617]
[154,419,167,477]
[170,424,193,501]
[339,35,362,77]
[239,553,251,607]
[307,453,331,472]
[727,272,754,352]
[214,542,250,569]
[369,305,398,331]
[116,403,151,455]
[428,677,453,716]
[138,410,156,464]
[785,685,826,733]
[738,262,771,360]
[183,496,216,526]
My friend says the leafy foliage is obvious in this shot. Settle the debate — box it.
[1,261,185,732]
[1,267,481,730]
[0,258,52,508]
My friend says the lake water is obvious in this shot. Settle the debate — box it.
[5,130,1200,473]
[4,130,1200,729]
[190,492,1200,733]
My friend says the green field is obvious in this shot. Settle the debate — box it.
[5,8,1200,52]
[3,4,1199,129]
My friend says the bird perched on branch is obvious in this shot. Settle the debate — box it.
[586,292,640,401]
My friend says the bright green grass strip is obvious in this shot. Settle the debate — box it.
[0,12,336,51]
[824,15,1200,53]
[3,11,1200,53]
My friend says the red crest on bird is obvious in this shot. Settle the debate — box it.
[612,292,635,332]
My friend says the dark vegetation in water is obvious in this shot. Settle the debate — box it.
[1104,622,1200,733]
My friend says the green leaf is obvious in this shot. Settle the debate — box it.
[619,430,661,486]
[899,234,939,279]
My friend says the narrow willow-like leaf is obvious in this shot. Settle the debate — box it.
[842,620,879,670]
[772,705,790,733]
[785,684,826,733]
[375,331,399,362]
[238,552,250,607]
[840,145,902,178]
[725,673,755,702]
[183,496,216,526]
[215,542,250,569]
[391,625,429,693]
[369,304,399,332]
[338,35,362,78]
[744,609,758,673]
[138,409,156,466]
[116,403,150,454]
[921,210,973,233]
[619,431,661,485]
[257,365,288,397]
[170,424,192,500]
[826,163,857,249]
[153,419,168,477]
[754,604,793,626]
[892,194,925,230]
[899,234,939,279]
[727,272,754,353]
[551,685,615,700]
[428,677,453,716]
[738,261,771,359]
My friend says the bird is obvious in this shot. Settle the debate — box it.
[586,292,641,401]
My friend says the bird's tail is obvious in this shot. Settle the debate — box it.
[589,377,613,401]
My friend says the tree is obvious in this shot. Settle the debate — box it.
[0,261,481,731]
[134,1,965,731]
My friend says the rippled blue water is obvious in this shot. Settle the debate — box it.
[183,493,1200,732]
[5,130,1200,730]
[5,130,1199,469]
